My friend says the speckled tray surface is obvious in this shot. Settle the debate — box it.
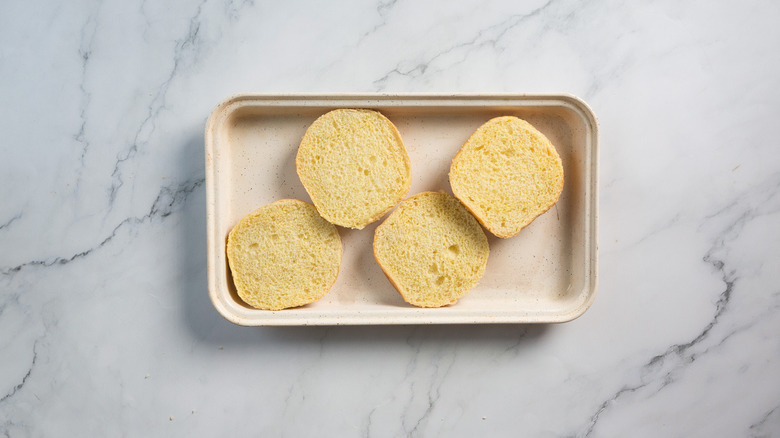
[205,94,598,325]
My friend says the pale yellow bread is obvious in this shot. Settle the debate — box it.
[449,116,564,238]
[296,109,411,229]
[226,199,342,310]
[373,192,489,308]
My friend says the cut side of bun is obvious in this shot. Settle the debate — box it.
[373,192,489,308]
[449,116,564,238]
[296,109,411,229]
[226,199,342,310]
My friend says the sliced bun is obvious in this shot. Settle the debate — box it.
[226,199,342,310]
[373,192,489,308]
[449,116,564,238]
[296,108,411,229]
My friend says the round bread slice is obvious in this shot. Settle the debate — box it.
[373,192,489,308]
[449,116,564,238]
[226,199,342,310]
[296,108,411,229]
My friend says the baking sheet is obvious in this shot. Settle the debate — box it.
[205,94,598,325]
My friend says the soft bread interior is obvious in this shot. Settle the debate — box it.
[227,199,342,310]
[297,109,411,229]
[450,116,564,238]
[373,192,489,308]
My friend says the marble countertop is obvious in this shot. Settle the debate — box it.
[2,0,779,436]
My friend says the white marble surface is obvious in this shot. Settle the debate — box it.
[1,0,779,436]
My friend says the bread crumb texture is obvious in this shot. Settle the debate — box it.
[297,109,411,229]
[450,116,564,238]
[226,199,342,310]
[373,192,489,308]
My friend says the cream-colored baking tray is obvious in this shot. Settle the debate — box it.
[206,94,598,325]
